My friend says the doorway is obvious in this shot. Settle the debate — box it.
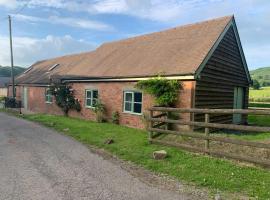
[23,87,28,109]
[233,87,244,124]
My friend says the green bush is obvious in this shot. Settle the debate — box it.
[50,84,81,116]
[135,77,182,106]
[93,100,106,123]
[112,111,120,124]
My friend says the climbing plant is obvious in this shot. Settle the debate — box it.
[49,84,81,116]
[135,76,182,106]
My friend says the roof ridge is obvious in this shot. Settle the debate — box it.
[100,15,234,47]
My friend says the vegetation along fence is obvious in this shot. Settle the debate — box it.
[147,107,270,167]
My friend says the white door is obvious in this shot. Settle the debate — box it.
[23,87,28,109]
[233,87,244,124]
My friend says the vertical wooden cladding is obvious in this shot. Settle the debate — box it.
[195,27,249,123]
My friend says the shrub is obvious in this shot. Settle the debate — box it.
[93,100,106,123]
[135,76,182,106]
[112,111,120,124]
[50,84,81,116]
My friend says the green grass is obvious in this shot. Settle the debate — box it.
[213,115,270,141]
[249,87,270,103]
[249,102,270,108]
[3,112,269,199]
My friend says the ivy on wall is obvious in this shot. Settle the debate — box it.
[135,76,182,107]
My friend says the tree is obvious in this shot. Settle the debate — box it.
[50,84,81,116]
[252,79,261,90]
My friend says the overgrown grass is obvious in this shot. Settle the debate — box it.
[5,112,269,199]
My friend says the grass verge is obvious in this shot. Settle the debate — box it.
[2,110,270,199]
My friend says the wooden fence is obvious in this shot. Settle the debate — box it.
[147,107,270,167]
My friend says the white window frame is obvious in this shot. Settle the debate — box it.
[45,88,53,104]
[123,91,142,115]
[85,89,98,108]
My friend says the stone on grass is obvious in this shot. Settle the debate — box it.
[153,150,167,160]
[63,128,69,132]
[104,139,114,145]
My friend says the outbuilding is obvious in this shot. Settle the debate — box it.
[10,16,251,129]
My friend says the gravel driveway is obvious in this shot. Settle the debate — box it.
[0,112,199,200]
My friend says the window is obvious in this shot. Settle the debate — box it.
[45,88,53,103]
[123,91,142,114]
[85,90,98,108]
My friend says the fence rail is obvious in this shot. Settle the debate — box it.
[147,107,270,167]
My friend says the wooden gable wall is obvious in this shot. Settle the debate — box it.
[194,26,250,123]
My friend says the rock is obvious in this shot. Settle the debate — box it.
[153,150,167,160]
[104,139,114,145]
[214,193,222,200]
[50,122,55,126]
[63,128,69,132]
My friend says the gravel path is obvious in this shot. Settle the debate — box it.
[0,112,201,200]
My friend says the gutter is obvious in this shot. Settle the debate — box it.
[62,75,195,83]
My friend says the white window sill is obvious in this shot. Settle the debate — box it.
[123,111,142,116]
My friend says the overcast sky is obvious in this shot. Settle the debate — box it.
[0,0,269,70]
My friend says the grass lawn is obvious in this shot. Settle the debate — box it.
[215,115,270,141]
[249,102,270,108]
[2,111,268,199]
[249,87,270,103]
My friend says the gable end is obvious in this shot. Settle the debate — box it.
[195,18,251,83]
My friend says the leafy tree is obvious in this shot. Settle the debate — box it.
[252,79,261,90]
[135,76,182,106]
[50,84,81,116]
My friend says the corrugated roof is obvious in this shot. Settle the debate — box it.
[16,15,233,84]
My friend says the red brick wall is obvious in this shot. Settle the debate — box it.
[12,80,195,129]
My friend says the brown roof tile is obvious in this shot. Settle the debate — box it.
[16,15,233,84]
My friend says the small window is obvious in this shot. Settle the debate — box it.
[45,88,53,103]
[123,91,142,114]
[85,90,98,108]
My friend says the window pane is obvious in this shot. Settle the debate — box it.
[86,91,91,98]
[125,92,132,101]
[125,102,132,112]
[134,103,142,113]
[92,98,97,107]
[86,99,92,106]
[93,90,98,98]
[134,92,142,102]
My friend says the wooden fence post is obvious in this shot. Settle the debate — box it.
[148,110,153,143]
[165,111,169,130]
[205,113,210,151]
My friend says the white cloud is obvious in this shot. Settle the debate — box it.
[13,14,113,31]
[0,0,19,9]
[0,34,96,67]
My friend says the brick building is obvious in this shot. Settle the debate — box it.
[10,16,251,129]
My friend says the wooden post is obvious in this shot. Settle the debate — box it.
[165,111,169,130]
[205,113,210,151]
[148,110,153,143]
